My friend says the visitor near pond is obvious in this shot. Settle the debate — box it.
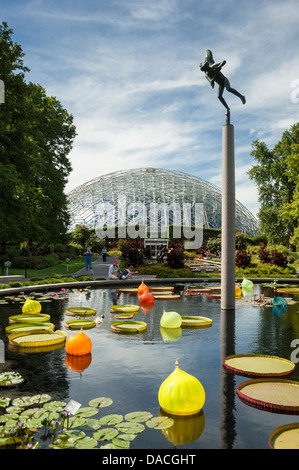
[120,266,134,280]
[85,248,94,275]
[102,246,107,262]
[108,260,121,280]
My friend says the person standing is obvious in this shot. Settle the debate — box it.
[102,246,107,262]
[85,248,94,275]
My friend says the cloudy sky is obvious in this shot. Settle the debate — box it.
[2,0,299,218]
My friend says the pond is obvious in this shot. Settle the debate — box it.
[0,281,298,449]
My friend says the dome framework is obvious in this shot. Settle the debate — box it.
[67,168,259,239]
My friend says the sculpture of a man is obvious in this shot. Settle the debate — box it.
[200,50,246,117]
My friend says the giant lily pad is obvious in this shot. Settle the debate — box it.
[5,322,54,334]
[110,305,139,314]
[64,319,96,330]
[269,423,299,449]
[9,330,67,348]
[9,314,51,324]
[111,320,147,334]
[223,354,295,378]
[181,316,212,328]
[66,307,96,317]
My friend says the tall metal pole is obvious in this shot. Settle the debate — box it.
[221,121,235,310]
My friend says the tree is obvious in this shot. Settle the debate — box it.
[0,22,76,246]
[248,123,299,247]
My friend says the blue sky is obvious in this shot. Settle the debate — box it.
[2,0,299,218]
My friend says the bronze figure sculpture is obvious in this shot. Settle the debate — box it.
[200,50,246,123]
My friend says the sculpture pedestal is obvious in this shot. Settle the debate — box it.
[221,123,235,310]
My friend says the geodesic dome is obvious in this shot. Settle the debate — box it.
[67,168,259,237]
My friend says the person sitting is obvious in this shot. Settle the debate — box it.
[120,266,134,280]
[108,260,121,280]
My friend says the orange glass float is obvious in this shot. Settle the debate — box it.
[137,280,149,298]
[139,290,154,303]
[65,331,92,356]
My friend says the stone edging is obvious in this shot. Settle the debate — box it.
[0,277,298,297]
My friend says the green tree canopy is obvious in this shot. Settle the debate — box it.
[0,22,76,246]
[248,123,299,247]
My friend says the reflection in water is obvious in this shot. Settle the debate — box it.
[220,308,236,449]
[159,408,205,446]
[65,353,92,378]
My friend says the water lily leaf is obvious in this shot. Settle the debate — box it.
[43,401,66,412]
[74,436,98,449]
[3,419,18,431]
[99,443,118,449]
[116,422,145,434]
[112,436,131,449]
[30,394,52,405]
[116,433,137,441]
[93,428,119,441]
[99,414,123,426]
[146,417,174,430]
[81,418,102,431]
[20,407,41,417]
[124,411,153,422]
[0,398,11,408]
[25,417,45,429]
[53,430,86,449]
[67,416,87,428]
[0,372,24,386]
[75,407,99,418]
[5,406,22,414]
[88,397,113,408]
[0,413,19,422]
[12,396,34,407]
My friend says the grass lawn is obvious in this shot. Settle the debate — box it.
[1,257,98,279]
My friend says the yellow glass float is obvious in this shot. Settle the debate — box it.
[160,310,182,329]
[158,360,205,416]
[235,286,242,298]
[22,298,42,314]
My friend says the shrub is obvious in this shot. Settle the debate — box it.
[167,242,185,269]
[235,250,252,268]
[258,243,272,264]
[270,249,288,267]
[120,238,145,266]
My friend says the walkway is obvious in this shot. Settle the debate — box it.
[73,256,157,281]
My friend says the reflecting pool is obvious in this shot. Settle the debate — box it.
[0,282,298,449]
